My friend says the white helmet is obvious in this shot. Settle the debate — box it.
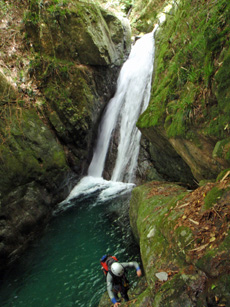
[111,262,124,277]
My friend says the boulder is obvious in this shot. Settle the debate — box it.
[129,177,230,305]
[26,0,131,66]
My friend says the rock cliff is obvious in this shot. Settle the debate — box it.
[137,0,230,182]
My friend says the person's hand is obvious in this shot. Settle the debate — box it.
[114,303,120,307]
[137,269,142,277]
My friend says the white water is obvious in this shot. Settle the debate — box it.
[111,31,156,182]
[57,25,158,211]
[89,25,158,182]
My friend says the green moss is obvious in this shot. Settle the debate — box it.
[213,138,230,161]
[209,274,230,306]
[199,179,215,187]
[209,48,230,137]
[30,55,93,140]
[0,107,67,194]
[137,0,230,141]
[203,186,224,210]
[133,286,153,305]
[153,272,192,306]
[130,183,189,291]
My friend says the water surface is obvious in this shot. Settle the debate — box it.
[0,191,140,307]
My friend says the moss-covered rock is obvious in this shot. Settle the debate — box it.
[139,126,196,186]
[129,178,230,305]
[137,0,230,182]
[25,0,131,66]
[0,107,68,196]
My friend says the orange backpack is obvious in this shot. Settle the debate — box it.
[100,255,118,275]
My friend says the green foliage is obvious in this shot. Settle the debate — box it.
[24,0,70,28]
[46,0,69,17]
[213,139,230,162]
[0,0,8,16]
[137,0,230,140]
[120,0,133,14]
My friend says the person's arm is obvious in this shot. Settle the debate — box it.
[120,261,142,276]
[106,273,120,306]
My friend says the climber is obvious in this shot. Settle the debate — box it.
[106,260,142,306]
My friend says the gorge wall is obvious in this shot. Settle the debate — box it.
[128,0,230,305]
[0,0,131,272]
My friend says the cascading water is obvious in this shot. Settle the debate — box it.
[57,25,159,209]
[88,26,158,183]
[111,33,155,183]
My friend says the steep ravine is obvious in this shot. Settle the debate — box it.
[0,0,230,305]
[0,0,132,273]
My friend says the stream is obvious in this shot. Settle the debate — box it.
[0,188,140,307]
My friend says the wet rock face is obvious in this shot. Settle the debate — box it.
[169,135,230,182]
[139,127,196,187]
[140,124,230,183]
[0,183,52,272]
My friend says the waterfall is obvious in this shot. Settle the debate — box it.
[56,25,158,210]
[88,25,158,182]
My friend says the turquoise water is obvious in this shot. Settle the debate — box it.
[0,192,140,307]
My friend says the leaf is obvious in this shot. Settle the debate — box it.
[210,237,216,242]
[189,218,199,225]
[189,243,209,252]
[178,202,190,208]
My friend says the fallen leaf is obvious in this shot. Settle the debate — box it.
[178,202,190,209]
[189,218,199,225]
[189,243,209,252]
